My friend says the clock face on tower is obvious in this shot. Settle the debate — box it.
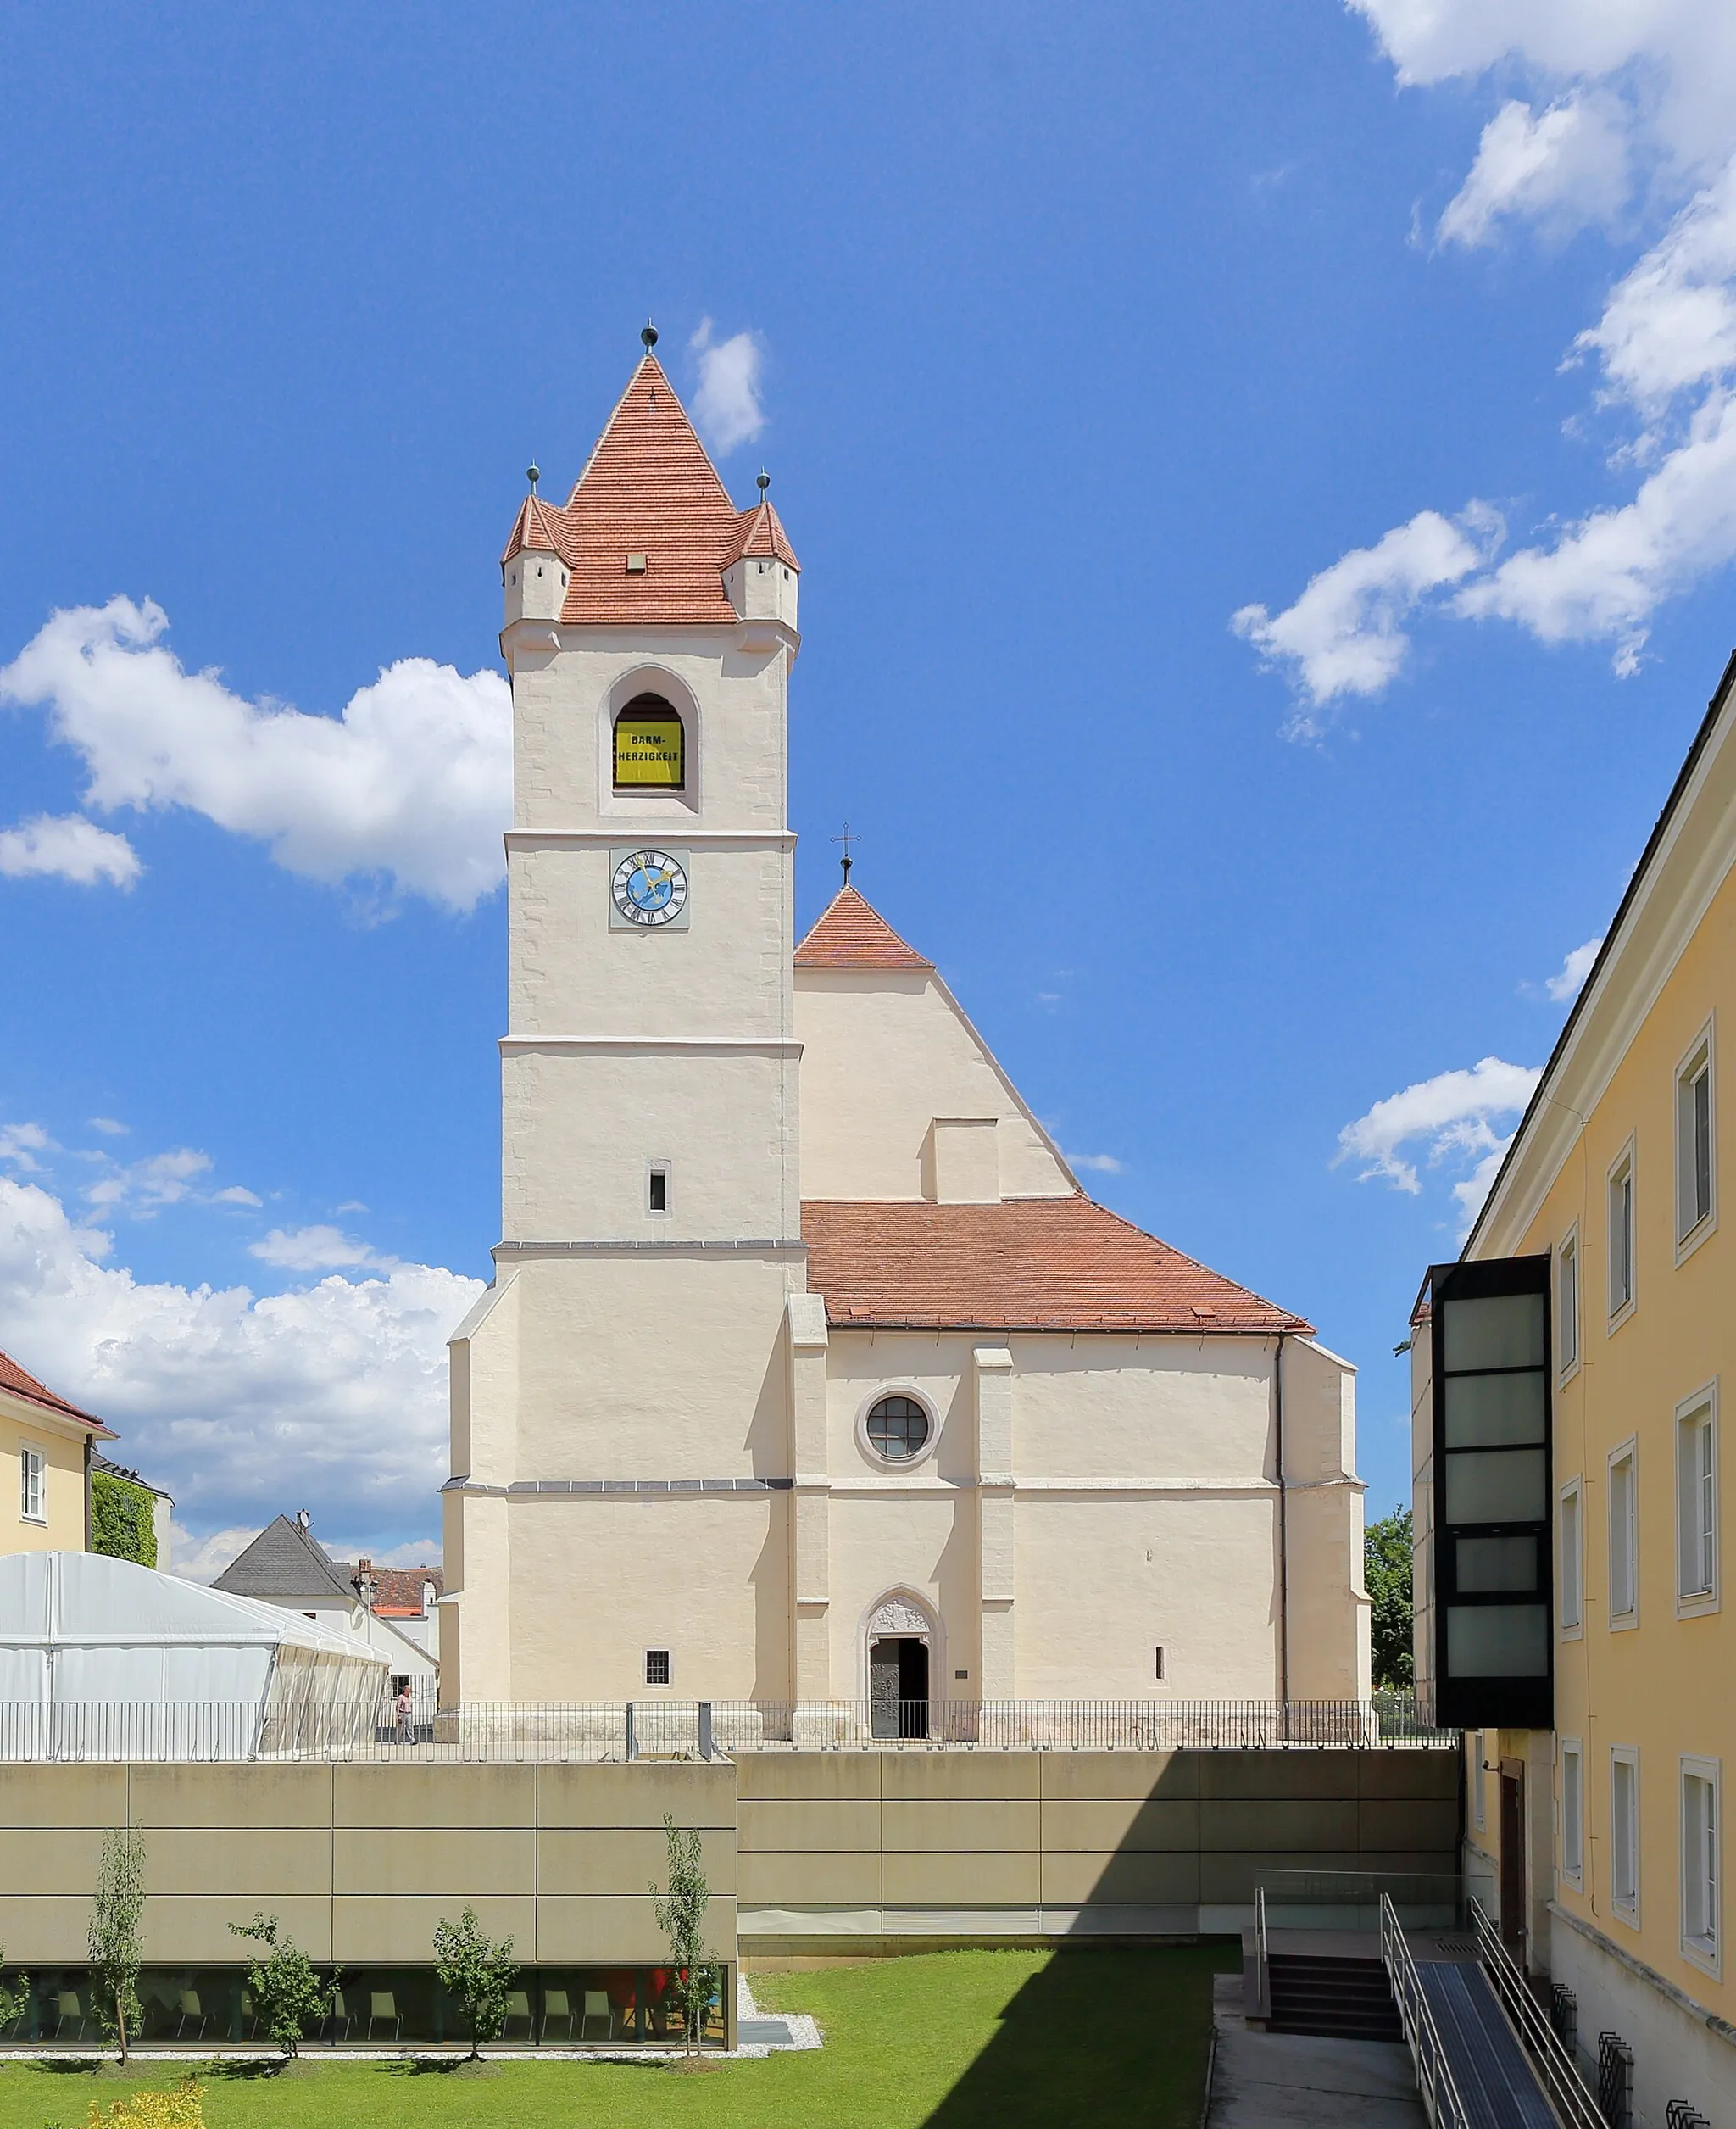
[610,847,690,929]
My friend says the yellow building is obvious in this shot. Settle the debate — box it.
[1414,649,1736,2126]
[0,1346,115,1554]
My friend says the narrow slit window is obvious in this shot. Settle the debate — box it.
[1561,1742,1583,1887]
[1683,1762,1719,1962]
[1560,1483,1583,1631]
[1557,1233,1579,1374]
[1609,1152,1636,1316]
[1678,1034,1715,1245]
[1678,1400,1717,1602]
[648,1163,670,1215]
[1611,1750,1640,1919]
[1153,1646,1165,1681]
[1610,1449,1638,1621]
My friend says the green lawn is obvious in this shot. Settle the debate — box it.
[0,1946,1234,2129]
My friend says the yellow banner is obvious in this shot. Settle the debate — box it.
[614,715,685,788]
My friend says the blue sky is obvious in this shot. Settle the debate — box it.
[3,3,1734,1575]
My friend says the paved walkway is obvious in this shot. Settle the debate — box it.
[1205,1974,1427,2129]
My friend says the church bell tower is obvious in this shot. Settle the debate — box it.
[442,332,805,1700]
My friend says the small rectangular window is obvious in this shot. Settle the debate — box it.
[1560,1481,1583,1632]
[19,1447,43,1524]
[1609,1147,1636,1318]
[644,1648,670,1686]
[1610,1446,1638,1623]
[1561,1740,1583,1887]
[1683,1759,1720,1965]
[1557,1232,1579,1375]
[1678,1395,1717,1605]
[648,1163,670,1214]
[1153,1646,1165,1680]
[1612,1748,1640,1921]
[1677,1027,1716,1248]
[1472,1732,1486,1831]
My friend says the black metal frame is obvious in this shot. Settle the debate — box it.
[1428,1255,1554,1731]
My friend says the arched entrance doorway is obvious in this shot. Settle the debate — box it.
[865,1595,934,1738]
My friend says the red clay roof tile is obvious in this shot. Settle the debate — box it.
[0,1346,114,1432]
[800,1196,1310,1335]
[794,886,934,970]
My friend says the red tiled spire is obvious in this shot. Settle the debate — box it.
[500,493,565,566]
[794,886,933,970]
[725,498,800,571]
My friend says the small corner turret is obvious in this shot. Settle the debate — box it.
[722,471,801,646]
[501,475,569,635]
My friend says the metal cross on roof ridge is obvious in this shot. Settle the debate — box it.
[832,821,860,883]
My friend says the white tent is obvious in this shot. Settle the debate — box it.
[0,1552,390,1759]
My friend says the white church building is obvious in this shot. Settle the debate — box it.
[440,337,1372,1714]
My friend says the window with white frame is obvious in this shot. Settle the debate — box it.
[1677,1025,1715,1250]
[18,1446,43,1523]
[1560,1480,1584,1632]
[1472,1732,1486,1831]
[1561,1739,1584,1889]
[1683,1758,1719,1966]
[1609,1145,1636,1318]
[1609,1445,1639,1624]
[1678,1392,1718,1606]
[1611,1747,1640,1922]
[1557,1229,1580,1376]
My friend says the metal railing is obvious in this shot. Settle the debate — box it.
[1252,1884,1271,2022]
[1469,1898,1604,2129]
[1380,1893,1472,2129]
[0,1694,1458,1763]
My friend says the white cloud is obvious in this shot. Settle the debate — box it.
[0,1173,481,1545]
[1336,1056,1542,1196]
[168,1524,258,1585]
[1066,1151,1127,1173]
[0,598,510,913]
[85,1146,213,1213]
[1438,94,1631,247]
[1241,5,1736,711]
[0,812,141,889]
[1232,508,1499,723]
[212,1184,263,1207]
[345,1535,442,1572]
[688,319,766,454]
[87,1117,128,1137]
[1544,934,1605,1000]
[249,1224,390,1273]
[0,1123,53,1173]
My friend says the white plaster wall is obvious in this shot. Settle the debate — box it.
[1014,1492,1280,1698]
[508,633,788,833]
[1008,1337,1276,1485]
[824,1490,970,1696]
[507,1253,797,1482]
[795,969,1071,1201]
[508,843,792,1042]
[501,1050,799,1242]
[508,1492,788,1701]
[1550,1916,1736,2128]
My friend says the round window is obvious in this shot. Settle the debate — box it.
[867,1394,931,1462]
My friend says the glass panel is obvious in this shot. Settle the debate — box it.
[1444,1447,1547,1525]
[1445,1602,1549,1677]
[1455,1534,1538,1593]
[1442,1292,1545,1374]
[1444,1370,1546,1447]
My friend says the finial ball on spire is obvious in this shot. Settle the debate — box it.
[642,320,659,351]
[526,462,540,492]
[756,469,771,498]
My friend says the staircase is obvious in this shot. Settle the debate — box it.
[1266,1952,1405,2042]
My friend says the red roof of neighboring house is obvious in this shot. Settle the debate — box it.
[800,1195,1311,1335]
[794,886,934,971]
[338,1562,444,1617]
[499,354,798,628]
[0,1347,114,1434]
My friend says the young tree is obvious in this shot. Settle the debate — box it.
[229,1913,329,2059]
[651,1815,720,2056]
[431,1907,518,2060]
[88,1825,147,2064]
[1366,1505,1416,1691]
[0,1940,28,2039]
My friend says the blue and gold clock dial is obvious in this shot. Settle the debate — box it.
[611,848,689,928]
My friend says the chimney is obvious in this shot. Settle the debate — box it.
[354,1556,378,1612]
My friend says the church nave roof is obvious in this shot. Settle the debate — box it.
[800,1195,1311,1337]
